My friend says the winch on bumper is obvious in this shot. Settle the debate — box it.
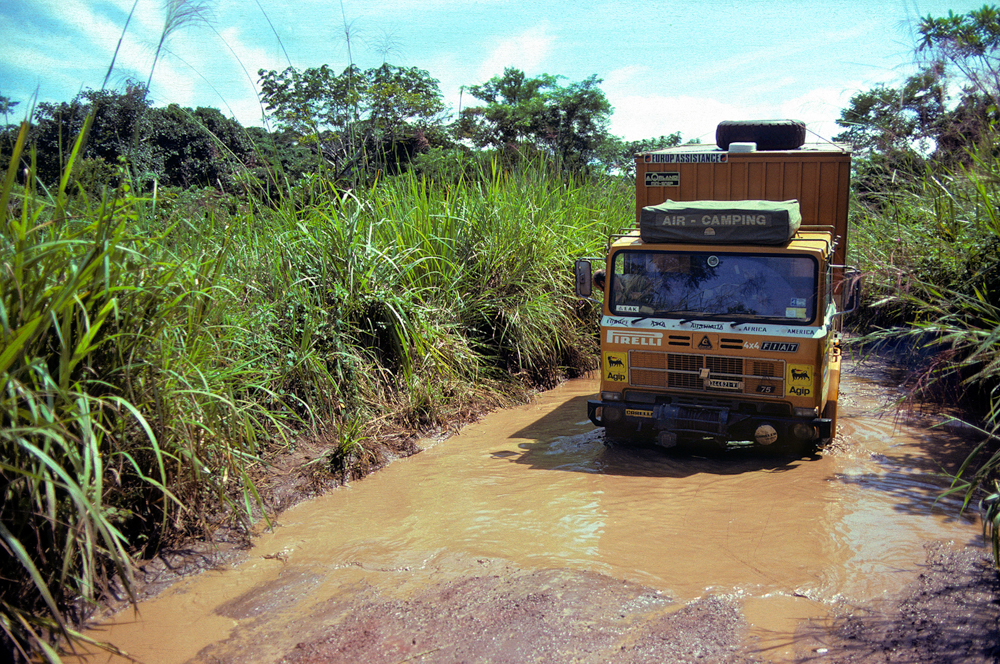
[587,399,832,449]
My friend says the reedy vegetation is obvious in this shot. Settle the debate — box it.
[1,119,625,657]
[850,143,1000,567]
[0,2,626,659]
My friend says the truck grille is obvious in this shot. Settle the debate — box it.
[629,351,785,398]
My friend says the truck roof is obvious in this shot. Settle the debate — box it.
[640,142,852,157]
[610,227,834,257]
[640,199,801,245]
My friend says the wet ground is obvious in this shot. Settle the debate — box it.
[72,361,1000,663]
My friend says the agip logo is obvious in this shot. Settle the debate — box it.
[786,364,814,397]
[604,352,628,383]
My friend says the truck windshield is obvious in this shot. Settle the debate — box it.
[609,250,817,322]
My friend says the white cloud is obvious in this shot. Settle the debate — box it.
[476,24,555,82]
[608,93,733,143]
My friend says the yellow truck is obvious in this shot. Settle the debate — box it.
[575,121,854,452]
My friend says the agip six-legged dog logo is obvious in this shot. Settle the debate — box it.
[604,352,628,383]
[786,365,814,397]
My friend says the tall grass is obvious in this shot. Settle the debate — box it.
[1,115,627,657]
[0,3,633,655]
[851,141,1000,568]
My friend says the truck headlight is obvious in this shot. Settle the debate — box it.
[601,391,623,402]
[604,404,624,424]
[794,407,819,418]
[791,422,815,441]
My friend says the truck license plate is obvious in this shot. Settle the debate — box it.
[708,379,743,391]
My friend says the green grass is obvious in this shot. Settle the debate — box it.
[1,123,627,658]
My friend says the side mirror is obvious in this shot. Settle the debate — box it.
[575,259,592,298]
[833,267,862,315]
[843,268,862,314]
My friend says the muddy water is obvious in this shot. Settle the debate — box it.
[77,364,982,663]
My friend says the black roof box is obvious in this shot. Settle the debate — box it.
[639,200,802,245]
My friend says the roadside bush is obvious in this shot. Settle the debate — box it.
[850,136,1000,568]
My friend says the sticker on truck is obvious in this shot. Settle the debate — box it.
[644,153,729,164]
[644,172,680,187]
[604,352,628,383]
[606,329,664,347]
[787,364,814,397]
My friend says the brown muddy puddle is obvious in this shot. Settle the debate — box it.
[75,362,984,663]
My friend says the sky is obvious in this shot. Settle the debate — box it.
[0,0,990,144]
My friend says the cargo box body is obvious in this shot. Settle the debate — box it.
[635,143,851,267]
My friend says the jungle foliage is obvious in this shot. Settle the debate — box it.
[842,4,1000,576]
[9,2,1000,661]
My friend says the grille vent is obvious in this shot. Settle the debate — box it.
[628,351,785,398]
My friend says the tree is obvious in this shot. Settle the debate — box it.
[0,95,19,127]
[535,75,613,170]
[458,68,613,172]
[596,133,687,176]
[834,68,947,158]
[146,105,257,190]
[457,68,557,148]
[27,85,156,187]
[914,5,1000,165]
[257,63,445,178]
[15,86,267,193]
[918,5,1000,107]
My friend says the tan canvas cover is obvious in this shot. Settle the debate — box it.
[639,200,802,245]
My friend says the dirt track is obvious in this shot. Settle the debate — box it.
[76,362,1000,664]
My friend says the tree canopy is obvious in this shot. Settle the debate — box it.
[258,63,446,177]
[918,4,1000,105]
[4,62,689,192]
[834,5,1000,197]
[457,67,613,171]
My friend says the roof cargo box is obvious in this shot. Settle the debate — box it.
[639,199,801,244]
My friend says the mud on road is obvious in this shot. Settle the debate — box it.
[219,544,996,664]
[76,362,1000,664]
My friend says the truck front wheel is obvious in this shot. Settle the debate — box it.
[603,423,635,447]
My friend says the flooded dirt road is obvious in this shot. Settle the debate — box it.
[76,362,1000,663]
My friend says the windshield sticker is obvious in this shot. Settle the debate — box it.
[601,315,829,339]
[645,152,728,164]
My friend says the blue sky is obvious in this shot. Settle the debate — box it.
[0,0,988,143]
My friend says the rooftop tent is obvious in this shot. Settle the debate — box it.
[639,199,802,245]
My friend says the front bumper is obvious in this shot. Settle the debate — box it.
[588,399,832,447]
